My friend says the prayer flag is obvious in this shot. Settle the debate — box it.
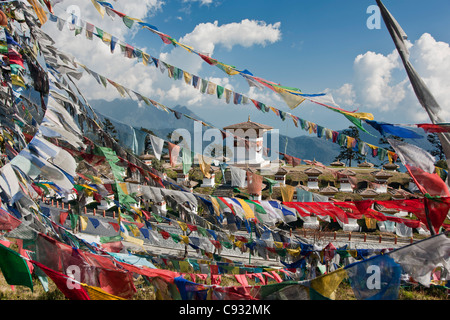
[388,139,450,197]
[345,254,401,300]
[377,0,450,169]
[0,243,33,291]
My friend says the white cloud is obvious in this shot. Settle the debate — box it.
[42,0,167,102]
[157,18,282,97]
[182,0,217,7]
[330,33,450,124]
[43,1,283,109]
[181,19,281,53]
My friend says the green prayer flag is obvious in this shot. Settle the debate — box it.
[73,184,85,192]
[122,16,134,28]
[182,148,193,175]
[69,212,79,230]
[343,114,373,136]
[0,243,33,291]
[100,235,122,243]
[153,214,164,223]
[258,281,299,299]
[275,248,287,257]
[170,233,181,243]
[309,287,332,300]
[222,241,233,249]
[95,27,103,39]
[217,85,224,99]
[196,226,208,237]
[171,260,180,271]
[263,177,277,195]
[116,182,136,205]
[75,26,82,36]
[248,200,267,215]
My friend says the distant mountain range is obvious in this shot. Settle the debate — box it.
[89,99,436,169]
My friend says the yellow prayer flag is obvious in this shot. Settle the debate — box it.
[234,241,243,248]
[128,224,141,237]
[341,111,374,121]
[121,233,144,247]
[365,217,377,229]
[126,16,144,23]
[81,283,126,300]
[142,53,150,66]
[280,184,295,202]
[347,136,354,149]
[91,0,105,18]
[90,175,103,184]
[235,198,255,220]
[180,235,189,245]
[11,74,26,87]
[310,268,348,299]
[217,62,240,75]
[183,71,192,84]
[273,241,284,249]
[231,267,240,275]
[198,154,212,179]
[348,250,358,258]
[27,0,48,25]
[179,43,194,53]
[210,197,221,216]
[273,87,306,110]
[387,151,396,164]
[286,248,301,257]
[177,221,188,232]
[102,32,112,43]
[79,216,88,231]
[179,261,191,273]
[263,267,279,272]
[118,182,128,195]
[131,206,142,216]
[81,184,97,191]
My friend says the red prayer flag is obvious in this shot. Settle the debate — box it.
[0,207,22,231]
[31,260,91,300]
[417,123,450,133]
[167,142,180,167]
[234,274,249,286]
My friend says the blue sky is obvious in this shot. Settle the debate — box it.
[43,0,450,137]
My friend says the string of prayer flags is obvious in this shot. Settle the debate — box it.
[3,3,450,303]
[280,152,302,167]
[88,1,374,126]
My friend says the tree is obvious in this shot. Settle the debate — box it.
[102,118,119,142]
[334,126,365,167]
[427,133,446,161]
[378,134,404,165]
[140,127,156,154]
